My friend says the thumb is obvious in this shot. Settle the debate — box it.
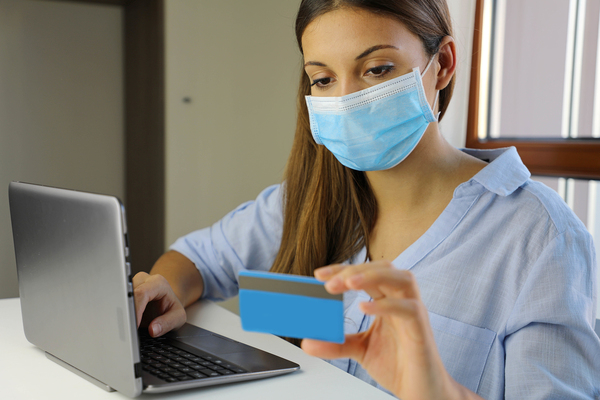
[148,306,187,337]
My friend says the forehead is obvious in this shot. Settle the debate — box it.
[301,7,424,61]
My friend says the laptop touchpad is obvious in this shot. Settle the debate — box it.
[175,334,254,355]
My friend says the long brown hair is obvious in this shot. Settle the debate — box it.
[270,0,455,276]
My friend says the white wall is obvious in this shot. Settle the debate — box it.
[441,0,477,147]
[0,0,124,298]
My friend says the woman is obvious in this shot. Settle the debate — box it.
[133,0,600,398]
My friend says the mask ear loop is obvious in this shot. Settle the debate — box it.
[433,92,440,121]
[421,55,441,121]
[421,55,435,77]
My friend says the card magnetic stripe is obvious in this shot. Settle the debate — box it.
[238,273,342,301]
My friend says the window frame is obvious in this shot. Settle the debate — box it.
[466,0,600,180]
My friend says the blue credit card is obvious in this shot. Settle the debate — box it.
[238,270,344,343]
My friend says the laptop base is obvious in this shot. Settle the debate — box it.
[46,352,116,392]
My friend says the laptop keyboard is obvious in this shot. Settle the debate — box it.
[140,336,247,383]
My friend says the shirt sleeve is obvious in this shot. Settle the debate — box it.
[504,227,600,399]
[169,184,284,301]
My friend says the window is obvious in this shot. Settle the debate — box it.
[467,0,600,316]
[467,0,600,178]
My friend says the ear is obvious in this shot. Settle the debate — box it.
[435,36,456,91]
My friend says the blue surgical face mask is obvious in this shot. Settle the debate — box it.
[305,57,439,171]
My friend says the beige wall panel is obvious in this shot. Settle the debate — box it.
[165,0,299,245]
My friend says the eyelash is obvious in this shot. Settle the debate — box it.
[366,65,395,77]
[310,65,396,90]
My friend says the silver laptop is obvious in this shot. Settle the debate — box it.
[9,181,299,397]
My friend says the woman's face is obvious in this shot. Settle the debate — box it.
[301,7,436,99]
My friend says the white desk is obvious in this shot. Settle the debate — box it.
[1,298,394,399]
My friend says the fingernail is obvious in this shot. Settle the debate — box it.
[315,267,333,279]
[151,322,162,336]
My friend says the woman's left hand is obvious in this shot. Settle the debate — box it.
[301,260,482,400]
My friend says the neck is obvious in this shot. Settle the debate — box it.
[365,124,479,217]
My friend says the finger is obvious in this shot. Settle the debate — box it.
[360,298,427,343]
[133,274,169,328]
[347,269,420,300]
[301,333,367,363]
[132,271,149,289]
[147,306,187,337]
[314,264,347,281]
[132,272,150,327]
[134,286,151,328]
[323,260,394,297]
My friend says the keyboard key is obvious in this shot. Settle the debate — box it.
[198,368,217,376]
[139,337,247,382]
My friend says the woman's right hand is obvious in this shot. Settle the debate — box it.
[132,271,187,337]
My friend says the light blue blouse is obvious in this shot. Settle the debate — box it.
[171,147,600,399]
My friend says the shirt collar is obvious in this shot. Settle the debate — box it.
[458,147,531,197]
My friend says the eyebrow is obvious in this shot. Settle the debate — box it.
[303,44,400,68]
[355,44,399,60]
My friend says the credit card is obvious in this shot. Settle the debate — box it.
[238,270,344,343]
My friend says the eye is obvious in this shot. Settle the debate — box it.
[311,77,335,89]
[365,65,395,78]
